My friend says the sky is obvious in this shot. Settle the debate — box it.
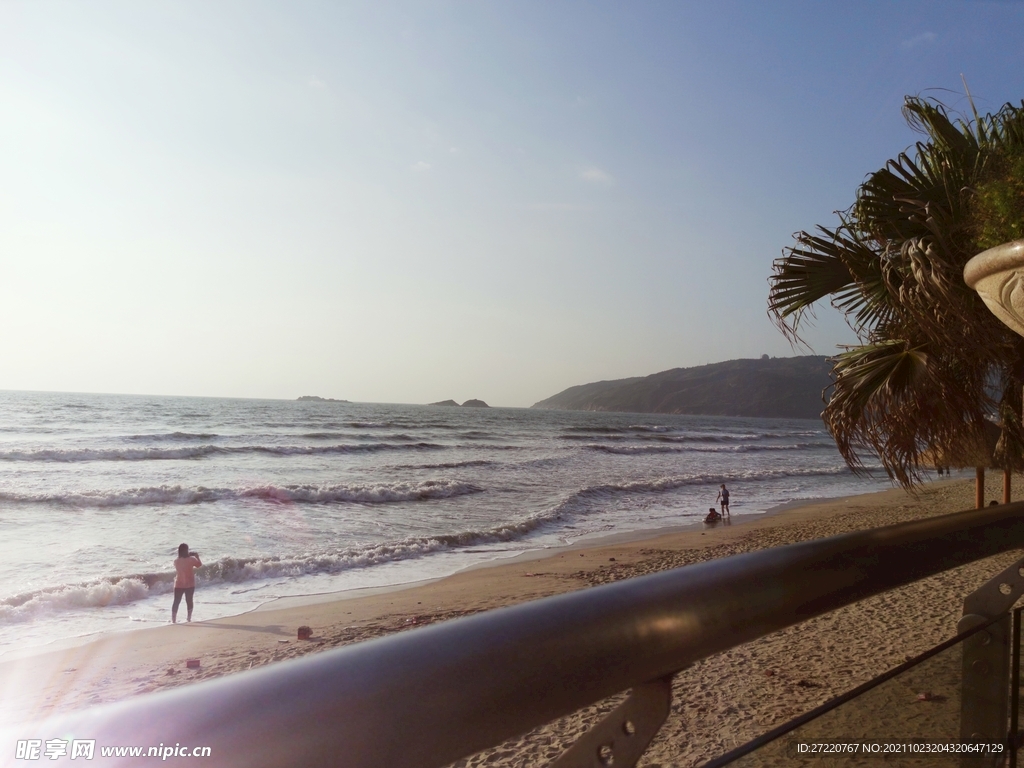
[1,2,1024,406]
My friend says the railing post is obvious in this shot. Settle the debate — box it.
[1010,609,1021,768]
[959,613,1010,763]
[959,557,1024,764]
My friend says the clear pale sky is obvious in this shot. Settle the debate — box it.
[2,2,1023,406]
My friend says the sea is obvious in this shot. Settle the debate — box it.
[0,390,908,657]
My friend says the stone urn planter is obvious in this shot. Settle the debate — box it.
[964,239,1024,507]
[964,239,1024,338]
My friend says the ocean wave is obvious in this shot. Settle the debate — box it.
[124,431,220,442]
[564,430,826,444]
[584,444,684,455]
[394,460,497,470]
[689,442,836,453]
[548,466,858,516]
[0,442,447,462]
[0,514,552,625]
[296,431,417,441]
[0,462,869,625]
[0,572,175,624]
[0,480,484,508]
[585,441,833,455]
[455,443,524,451]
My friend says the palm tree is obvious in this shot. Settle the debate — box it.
[768,96,1024,495]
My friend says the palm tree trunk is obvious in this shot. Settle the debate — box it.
[1004,469,1012,505]
[976,466,985,509]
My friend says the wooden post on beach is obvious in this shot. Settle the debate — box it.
[976,467,985,509]
[1004,469,1012,505]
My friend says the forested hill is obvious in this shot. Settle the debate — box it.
[531,356,832,419]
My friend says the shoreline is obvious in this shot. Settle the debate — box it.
[0,476,1010,766]
[262,492,850,607]
[0,493,837,664]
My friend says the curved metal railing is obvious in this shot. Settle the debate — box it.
[5,502,1024,767]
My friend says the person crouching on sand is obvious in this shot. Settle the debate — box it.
[172,543,202,623]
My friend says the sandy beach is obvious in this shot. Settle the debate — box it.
[1,474,1020,766]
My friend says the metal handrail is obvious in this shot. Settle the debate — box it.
[5,502,1024,768]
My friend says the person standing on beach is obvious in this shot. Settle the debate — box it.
[172,543,202,623]
[716,484,731,517]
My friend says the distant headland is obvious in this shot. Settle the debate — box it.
[532,356,830,419]
[430,399,490,408]
[297,395,349,403]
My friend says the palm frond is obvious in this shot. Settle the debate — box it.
[770,95,1024,487]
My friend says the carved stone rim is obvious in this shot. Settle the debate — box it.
[964,239,1024,289]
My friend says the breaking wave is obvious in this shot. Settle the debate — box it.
[0,442,447,462]
[585,441,832,455]
[0,480,484,508]
[395,459,497,470]
[124,432,220,442]
[563,431,826,444]
[0,463,867,625]
[546,466,858,518]
[0,513,552,625]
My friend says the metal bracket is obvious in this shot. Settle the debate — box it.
[961,557,1024,622]
[958,556,1024,763]
[548,676,673,768]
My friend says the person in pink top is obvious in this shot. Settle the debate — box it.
[172,543,202,623]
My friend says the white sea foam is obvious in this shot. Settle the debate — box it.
[548,467,856,516]
[0,576,167,624]
[0,516,550,624]
[0,442,447,462]
[0,479,484,508]
[585,441,833,455]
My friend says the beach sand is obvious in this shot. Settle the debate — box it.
[1,475,1021,766]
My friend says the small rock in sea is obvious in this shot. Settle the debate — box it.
[609,557,616,561]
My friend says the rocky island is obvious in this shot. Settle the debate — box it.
[429,399,490,408]
[297,396,349,403]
